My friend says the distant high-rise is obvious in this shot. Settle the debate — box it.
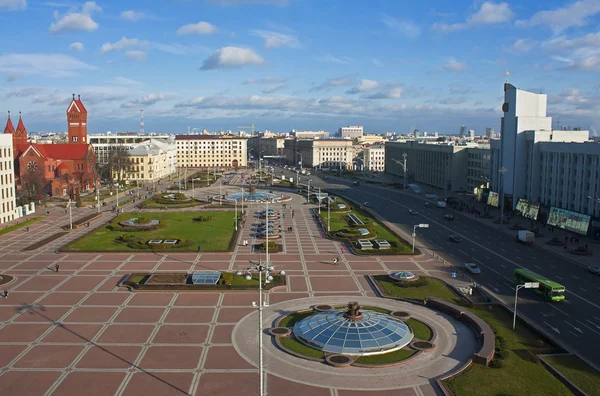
[338,126,363,138]
[485,127,494,139]
[469,130,475,140]
[459,125,466,138]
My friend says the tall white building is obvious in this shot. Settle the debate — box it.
[339,126,363,139]
[89,133,171,164]
[0,134,16,224]
[284,139,354,169]
[485,127,495,139]
[176,135,248,169]
[114,138,177,182]
[459,125,466,138]
[364,145,385,172]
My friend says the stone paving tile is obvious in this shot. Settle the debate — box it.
[128,292,175,306]
[216,307,254,323]
[13,345,85,368]
[56,278,110,294]
[268,292,310,304]
[267,374,331,396]
[221,293,256,307]
[123,372,194,396]
[12,261,56,270]
[156,261,193,271]
[0,292,44,306]
[62,253,99,261]
[42,261,88,270]
[0,371,61,396]
[0,344,28,367]
[288,276,308,292]
[164,308,214,324]
[339,389,418,396]
[152,324,209,344]
[0,306,19,322]
[173,293,220,306]
[96,254,132,261]
[81,292,130,306]
[95,276,124,291]
[139,346,203,369]
[119,261,160,271]
[52,372,127,396]
[0,323,53,342]
[75,345,143,369]
[63,306,119,323]
[83,261,126,271]
[97,324,155,344]
[41,323,103,343]
[309,276,361,292]
[13,276,68,291]
[14,306,72,323]
[195,372,258,396]
[113,307,166,323]
[195,261,231,271]
[210,324,234,344]
[36,292,88,306]
[204,345,255,369]
[419,383,439,396]
[344,261,387,271]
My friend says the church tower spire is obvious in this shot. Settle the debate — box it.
[67,94,88,144]
[3,111,15,135]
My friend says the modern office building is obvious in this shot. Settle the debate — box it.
[89,133,171,164]
[466,147,491,193]
[338,126,363,139]
[175,135,248,169]
[292,130,330,139]
[0,134,16,224]
[284,139,354,169]
[485,127,495,139]
[459,125,466,139]
[363,145,385,172]
[114,138,177,182]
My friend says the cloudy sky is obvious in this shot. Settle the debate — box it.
[1,0,599,135]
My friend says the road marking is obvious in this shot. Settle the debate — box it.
[487,267,500,275]
[579,320,600,336]
[500,249,506,252]
[499,264,506,268]
[550,265,556,269]
[485,256,490,260]
[569,330,581,337]
[544,321,561,334]
[555,276,563,280]
[458,249,468,255]
[534,265,541,269]
[516,256,522,260]
[572,276,579,280]
[549,303,569,316]
[564,321,584,334]
[580,287,587,292]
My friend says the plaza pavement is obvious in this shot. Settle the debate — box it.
[0,192,473,396]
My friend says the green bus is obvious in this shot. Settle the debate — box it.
[514,269,566,302]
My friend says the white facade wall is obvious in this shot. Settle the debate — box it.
[89,134,171,164]
[0,134,16,224]
[176,136,248,169]
[339,126,363,139]
[364,146,385,172]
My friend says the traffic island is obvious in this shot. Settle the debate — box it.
[122,271,286,291]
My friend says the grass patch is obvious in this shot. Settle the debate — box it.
[278,310,315,327]
[279,336,324,359]
[374,276,573,396]
[542,355,600,396]
[64,211,236,252]
[354,348,417,365]
[0,216,43,236]
[127,275,146,284]
[229,274,283,287]
[406,318,432,341]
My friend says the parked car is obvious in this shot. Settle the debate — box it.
[363,202,372,207]
[449,235,462,243]
[409,209,418,215]
[465,263,481,274]
[589,265,600,275]
[444,214,455,221]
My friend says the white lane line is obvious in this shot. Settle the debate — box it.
[555,275,563,280]
[534,265,541,269]
[578,320,600,336]
[516,256,522,260]
[499,263,506,268]
[550,265,556,269]
[487,267,500,275]
[572,276,579,280]
[458,250,468,256]
[500,249,506,252]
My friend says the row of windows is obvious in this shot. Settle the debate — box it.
[0,161,13,171]
[1,174,13,185]
[1,148,12,158]
[1,187,14,199]
[1,200,15,214]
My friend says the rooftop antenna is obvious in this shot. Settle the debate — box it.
[140,109,144,134]
[505,71,510,84]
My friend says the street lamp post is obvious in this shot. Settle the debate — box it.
[67,199,73,229]
[116,184,120,208]
[327,196,331,232]
[235,199,238,231]
[219,178,222,206]
[296,170,299,186]
[412,223,430,253]
[513,282,539,331]
[307,179,312,203]
[391,155,408,190]
[318,187,321,214]
[96,179,100,213]
[499,167,508,228]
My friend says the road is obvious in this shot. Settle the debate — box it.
[272,165,600,369]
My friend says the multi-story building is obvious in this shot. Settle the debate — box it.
[89,133,171,164]
[175,135,248,169]
[247,136,286,158]
[338,126,363,139]
[485,127,495,139]
[363,145,385,172]
[0,134,16,224]
[284,139,354,169]
[466,147,491,193]
[292,130,330,139]
[114,138,177,182]
[356,134,387,145]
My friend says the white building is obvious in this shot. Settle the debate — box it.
[459,125,466,138]
[364,145,385,172]
[485,127,495,139]
[176,135,248,169]
[284,139,354,169]
[339,126,363,139]
[115,138,177,182]
[89,133,171,164]
[293,130,330,139]
[0,134,16,224]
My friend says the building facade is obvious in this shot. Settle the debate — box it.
[284,139,354,169]
[364,145,385,172]
[356,134,387,145]
[114,138,177,182]
[292,130,330,139]
[466,148,491,193]
[89,133,171,164]
[247,136,286,158]
[175,135,247,169]
[339,126,363,139]
[0,134,16,224]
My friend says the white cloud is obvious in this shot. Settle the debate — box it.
[516,0,600,33]
[99,37,147,54]
[32,94,71,106]
[310,74,356,91]
[542,32,600,72]
[251,29,299,49]
[68,42,84,52]
[112,76,142,85]
[122,93,172,108]
[120,10,145,21]
[50,1,101,33]
[207,0,290,6]
[243,77,286,84]
[320,54,355,64]
[443,59,467,72]
[262,84,287,93]
[0,53,95,78]
[347,79,380,94]
[512,39,537,52]
[365,86,403,100]
[152,43,208,55]
[0,0,26,11]
[125,50,147,61]
[433,2,513,32]
[200,46,264,70]
[542,32,600,51]
[0,86,40,98]
[176,21,217,35]
[439,96,467,105]
[372,58,383,67]
[381,14,420,38]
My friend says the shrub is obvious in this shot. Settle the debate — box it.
[174,193,187,201]
[193,216,213,222]
[135,217,151,224]
[221,272,233,286]
[397,277,429,288]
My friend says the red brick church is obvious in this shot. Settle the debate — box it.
[3,94,96,199]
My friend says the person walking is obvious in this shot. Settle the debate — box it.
[2,291,7,298]
[333,257,339,266]
[55,263,60,272]
[341,247,345,254]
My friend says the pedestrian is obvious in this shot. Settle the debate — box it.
[333,257,338,265]
[55,263,60,272]
[564,246,568,252]
[2,290,7,298]
[321,233,325,238]
[341,247,345,254]
[46,211,49,215]
[26,226,29,232]
[585,244,589,251]
[283,214,285,218]
[576,237,579,244]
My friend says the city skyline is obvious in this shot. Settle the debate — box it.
[1,0,599,134]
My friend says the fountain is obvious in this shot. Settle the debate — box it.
[221,185,283,202]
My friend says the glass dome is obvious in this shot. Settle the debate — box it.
[389,271,416,281]
[224,191,283,202]
[293,309,413,356]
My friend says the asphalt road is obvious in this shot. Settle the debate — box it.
[271,165,600,369]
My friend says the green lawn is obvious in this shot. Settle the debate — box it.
[542,355,600,396]
[354,348,416,365]
[406,318,433,341]
[64,211,236,252]
[279,337,324,359]
[0,217,44,236]
[278,310,314,327]
[374,276,575,396]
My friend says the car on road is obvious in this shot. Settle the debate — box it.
[409,209,418,215]
[449,235,462,243]
[444,214,455,221]
[424,202,431,208]
[363,202,372,207]
[589,265,600,275]
[323,176,328,179]
[465,263,481,274]
[353,181,360,186]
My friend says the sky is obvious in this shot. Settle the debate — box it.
[0,0,599,135]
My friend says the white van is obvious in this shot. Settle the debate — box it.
[436,201,447,208]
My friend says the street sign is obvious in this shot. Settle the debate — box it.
[451,272,457,278]
[524,282,539,289]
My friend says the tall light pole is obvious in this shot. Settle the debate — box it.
[318,187,321,214]
[241,186,244,215]
[235,199,238,231]
[499,167,508,228]
[219,178,222,206]
[513,282,539,330]
[327,196,331,232]
[192,178,201,201]
[412,223,429,253]
[297,151,303,170]
[307,179,312,203]
[116,183,120,208]
[96,179,100,213]
[296,170,299,186]
[391,155,408,190]
[67,199,73,229]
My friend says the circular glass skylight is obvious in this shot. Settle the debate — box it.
[293,309,413,356]
[389,271,416,281]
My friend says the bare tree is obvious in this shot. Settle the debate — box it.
[18,166,46,204]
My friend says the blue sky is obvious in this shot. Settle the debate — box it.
[1,0,599,135]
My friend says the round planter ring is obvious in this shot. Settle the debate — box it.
[268,327,292,337]
[410,339,436,352]
[390,311,411,321]
[325,354,354,368]
[314,304,334,312]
